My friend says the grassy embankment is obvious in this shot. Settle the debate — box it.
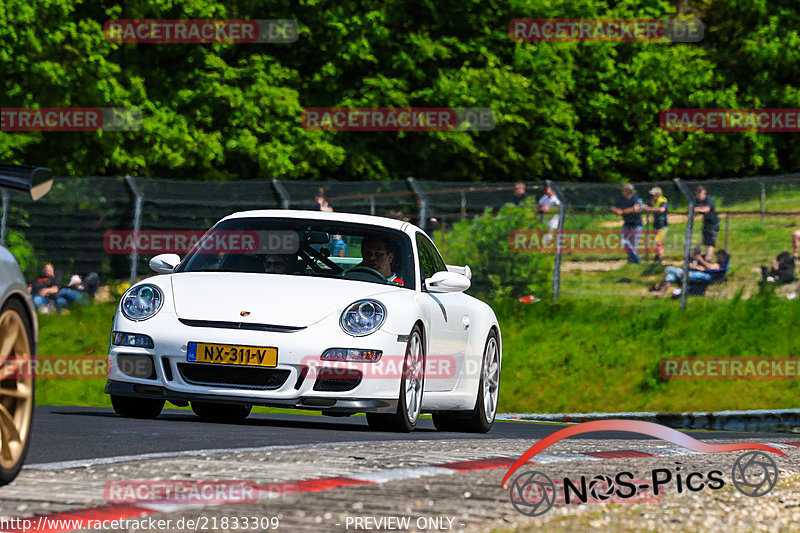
[35,292,800,414]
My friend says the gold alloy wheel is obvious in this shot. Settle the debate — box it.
[0,304,34,477]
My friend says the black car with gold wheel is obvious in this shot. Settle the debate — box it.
[0,165,52,485]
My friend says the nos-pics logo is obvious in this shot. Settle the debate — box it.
[502,420,783,517]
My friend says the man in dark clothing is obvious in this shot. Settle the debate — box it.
[761,251,796,284]
[31,263,60,311]
[510,182,528,206]
[611,183,643,263]
[694,185,720,259]
[31,263,85,312]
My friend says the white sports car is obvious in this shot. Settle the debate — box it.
[105,210,501,432]
[0,164,52,485]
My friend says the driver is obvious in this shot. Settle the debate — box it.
[358,236,403,286]
[264,254,294,274]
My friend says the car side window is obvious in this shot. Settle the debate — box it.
[416,234,446,283]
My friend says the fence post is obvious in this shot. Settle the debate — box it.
[760,178,766,223]
[272,179,290,209]
[406,177,431,233]
[674,178,694,311]
[369,195,376,215]
[0,190,8,246]
[724,212,730,251]
[547,180,566,302]
[460,191,467,219]
[125,176,143,285]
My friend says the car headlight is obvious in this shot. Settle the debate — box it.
[340,300,386,336]
[112,332,155,348]
[121,284,164,321]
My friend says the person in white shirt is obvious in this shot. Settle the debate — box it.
[538,185,561,230]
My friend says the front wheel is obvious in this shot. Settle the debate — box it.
[110,395,164,419]
[366,325,424,432]
[0,300,35,485]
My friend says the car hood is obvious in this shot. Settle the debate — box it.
[169,272,401,327]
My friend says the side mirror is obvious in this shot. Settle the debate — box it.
[0,165,54,200]
[425,271,470,293]
[446,264,472,280]
[149,253,181,273]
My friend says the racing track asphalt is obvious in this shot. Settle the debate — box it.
[26,405,793,465]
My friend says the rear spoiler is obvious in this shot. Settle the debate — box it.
[0,165,53,200]
[446,264,472,280]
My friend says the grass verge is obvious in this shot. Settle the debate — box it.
[33,292,800,414]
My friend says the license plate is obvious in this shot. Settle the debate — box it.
[187,342,278,367]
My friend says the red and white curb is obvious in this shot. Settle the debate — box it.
[5,441,799,532]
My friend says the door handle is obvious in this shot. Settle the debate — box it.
[462,315,470,330]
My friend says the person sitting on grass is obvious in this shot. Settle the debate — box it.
[651,249,730,299]
[30,263,86,313]
[761,251,795,284]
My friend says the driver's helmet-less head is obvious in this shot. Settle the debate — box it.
[264,254,294,274]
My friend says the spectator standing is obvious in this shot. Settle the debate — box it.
[537,185,561,230]
[416,199,438,235]
[643,187,668,262]
[611,184,644,264]
[510,182,528,205]
[311,187,334,212]
[331,234,347,257]
[694,185,719,259]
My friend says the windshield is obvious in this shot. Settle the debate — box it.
[175,218,415,290]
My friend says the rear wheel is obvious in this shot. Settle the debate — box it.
[110,395,164,419]
[366,325,424,432]
[0,300,35,485]
[191,402,252,423]
[433,331,499,433]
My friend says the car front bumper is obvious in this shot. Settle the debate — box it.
[105,380,399,414]
[107,311,408,413]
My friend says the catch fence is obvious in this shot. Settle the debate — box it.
[3,174,799,309]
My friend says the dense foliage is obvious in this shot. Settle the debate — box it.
[2,0,800,181]
[439,198,554,299]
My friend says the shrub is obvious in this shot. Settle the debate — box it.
[439,198,553,299]
[5,230,35,276]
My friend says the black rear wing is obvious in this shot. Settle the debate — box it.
[0,165,53,200]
